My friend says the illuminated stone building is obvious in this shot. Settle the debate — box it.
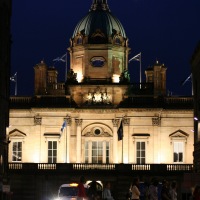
[8,0,194,199]
[0,0,12,197]
[191,42,200,172]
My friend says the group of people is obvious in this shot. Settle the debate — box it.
[77,176,200,200]
[128,177,178,200]
[77,175,114,200]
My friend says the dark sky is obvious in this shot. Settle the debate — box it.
[11,0,200,96]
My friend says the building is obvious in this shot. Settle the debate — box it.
[0,0,12,198]
[191,42,200,172]
[8,1,194,199]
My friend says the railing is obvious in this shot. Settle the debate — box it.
[73,163,115,170]
[8,163,193,174]
[10,96,32,104]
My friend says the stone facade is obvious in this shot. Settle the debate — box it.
[191,42,200,172]
[8,107,193,165]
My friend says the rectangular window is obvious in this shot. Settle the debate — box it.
[173,142,183,162]
[48,141,57,163]
[12,142,22,162]
[85,141,110,163]
[106,142,109,164]
[136,141,145,164]
[92,141,103,163]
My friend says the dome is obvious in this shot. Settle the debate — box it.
[72,0,126,43]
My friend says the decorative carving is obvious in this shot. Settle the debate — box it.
[65,116,72,126]
[34,115,42,125]
[123,117,130,126]
[112,119,120,127]
[84,87,111,105]
[152,117,161,126]
[75,119,83,126]
[66,69,78,84]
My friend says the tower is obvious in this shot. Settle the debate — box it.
[67,0,130,106]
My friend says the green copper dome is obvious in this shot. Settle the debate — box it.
[72,0,127,44]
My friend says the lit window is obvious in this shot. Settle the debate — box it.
[85,142,89,163]
[106,142,109,163]
[12,142,22,162]
[136,142,145,164]
[48,141,57,163]
[85,141,109,163]
[173,142,183,163]
[92,142,103,163]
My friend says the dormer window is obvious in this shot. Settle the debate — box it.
[115,37,121,45]
[77,37,82,45]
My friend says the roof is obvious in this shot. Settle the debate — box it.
[72,0,126,42]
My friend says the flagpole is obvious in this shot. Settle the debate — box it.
[121,119,123,164]
[139,52,142,89]
[15,72,17,96]
[122,127,123,163]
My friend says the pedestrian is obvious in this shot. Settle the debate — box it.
[131,177,141,200]
[77,175,87,200]
[169,181,177,200]
[161,180,171,200]
[102,182,114,200]
[88,180,98,200]
[193,185,200,200]
[149,178,159,200]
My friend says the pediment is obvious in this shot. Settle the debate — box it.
[82,123,112,137]
[169,129,189,138]
[84,132,111,137]
[9,129,26,137]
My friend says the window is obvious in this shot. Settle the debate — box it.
[48,141,57,163]
[115,37,121,45]
[77,37,82,44]
[136,142,145,164]
[12,142,22,162]
[173,142,183,162]
[92,142,103,163]
[106,142,109,163]
[85,142,89,163]
[85,141,109,163]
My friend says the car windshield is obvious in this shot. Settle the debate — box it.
[59,187,78,197]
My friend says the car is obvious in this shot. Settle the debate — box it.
[55,183,88,200]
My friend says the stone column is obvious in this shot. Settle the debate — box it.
[123,117,130,163]
[112,118,120,163]
[75,118,83,163]
[66,117,72,163]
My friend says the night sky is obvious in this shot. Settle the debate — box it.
[11,0,200,96]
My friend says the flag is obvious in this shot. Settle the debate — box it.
[61,120,67,132]
[117,120,123,141]
[129,52,141,62]
[10,72,17,82]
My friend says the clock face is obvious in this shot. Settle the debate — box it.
[90,56,106,67]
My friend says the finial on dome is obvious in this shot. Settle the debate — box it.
[90,0,110,11]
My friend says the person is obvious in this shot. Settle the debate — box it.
[169,181,177,200]
[88,180,98,200]
[193,185,200,200]
[102,182,114,200]
[131,177,140,200]
[161,180,171,200]
[149,178,159,200]
[77,175,87,200]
